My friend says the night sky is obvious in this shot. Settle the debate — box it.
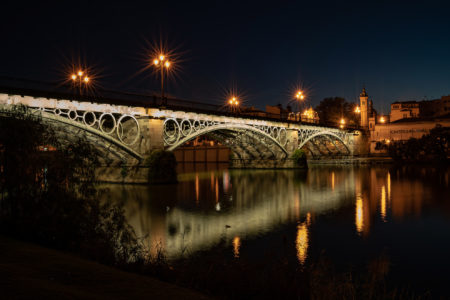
[1,1,450,113]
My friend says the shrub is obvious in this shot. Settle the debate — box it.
[145,150,178,184]
[292,149,307,167]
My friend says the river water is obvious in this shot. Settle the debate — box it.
[100,164,450,296]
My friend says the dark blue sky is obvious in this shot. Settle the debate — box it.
[1,1,450,113]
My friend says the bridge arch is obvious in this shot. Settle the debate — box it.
[298,131,351,155]
[1,106,143,163]
[165,120,289,159]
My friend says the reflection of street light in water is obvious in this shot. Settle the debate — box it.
[355,194,364,234]
[296,223,309,265]
[233,236,241,258]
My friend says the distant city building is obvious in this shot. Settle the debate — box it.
[389,95,450,122]
[300,107,320,124]
[265,104,291,119]
[368,93,450,154]
[390,101,420,122]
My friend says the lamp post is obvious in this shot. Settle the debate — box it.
[295,90,305,121]
[228,96,239,113]
[153,54,171,100]
[71,70,89,95]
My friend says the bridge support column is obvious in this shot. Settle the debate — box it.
[138,117,165,155]
[285,129,299,157]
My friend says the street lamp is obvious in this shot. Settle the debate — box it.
[354,106,361,113]
[71,70,90,94]
[153,54,171,100]
[379,116,386,123]
[293,90,305,121]
[339,118,346,129]
[228,96,239,113]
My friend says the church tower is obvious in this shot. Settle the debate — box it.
[359,87,369,127]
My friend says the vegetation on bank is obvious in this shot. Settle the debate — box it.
[292,149,307,167]
[388,126,450,163]
[145,149,178,184]
[0,106,141,265]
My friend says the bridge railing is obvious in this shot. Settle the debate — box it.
[0,76,361,131]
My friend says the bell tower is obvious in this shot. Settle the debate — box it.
[359,87,369,127]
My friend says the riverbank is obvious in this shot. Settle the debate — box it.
[309,156,394,165]
[0,236,212,299]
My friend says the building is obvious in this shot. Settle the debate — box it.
[369,94,450,154]
[390,101,420,122]
[389,95,450,122]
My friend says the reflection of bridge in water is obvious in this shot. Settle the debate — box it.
[102,168,357,259]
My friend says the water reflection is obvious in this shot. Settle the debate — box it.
[296,223,309,265]
[380,185,387,222]
[233,236,241,258]
[100,165,450,260]
[355,194,364,234]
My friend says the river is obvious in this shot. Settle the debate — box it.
[100,164,450,296]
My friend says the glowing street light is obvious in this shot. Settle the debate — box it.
[153,54,171,100]
[339,118,346,129]
[379,116,386,123]
[71,70,90,93]
[354,106,361,113]
[228,96,239,113]
[295,90,305,101]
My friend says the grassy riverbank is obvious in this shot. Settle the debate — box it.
[0,235,212,299]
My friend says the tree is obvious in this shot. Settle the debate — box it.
[0,105,142,265]
[315,97,359,126]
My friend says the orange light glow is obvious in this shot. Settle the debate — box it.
[84,77,89,82]
[381,185,387,222]
[71,74,77,80]
[380,116,386,123]
[153,59,159,65]
[354,106,361,113]
[77,71,83,76]
[355,195,364,234]
[165,61,170,68]
[229,96,239,106]
[159,55,165,61]
[296,223,309,265]
[233,236,241,258]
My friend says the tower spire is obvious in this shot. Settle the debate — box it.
[359,87,369,127]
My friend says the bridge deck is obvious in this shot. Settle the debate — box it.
[0,76,357,130]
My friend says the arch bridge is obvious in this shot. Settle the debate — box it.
[0,92,358,167]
